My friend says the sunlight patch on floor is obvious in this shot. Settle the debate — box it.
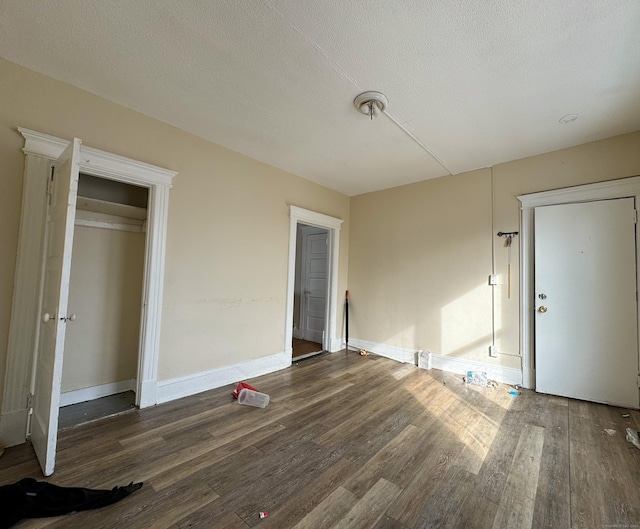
[409,376,513,473]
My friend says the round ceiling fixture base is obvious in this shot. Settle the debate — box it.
[354,91,388,118]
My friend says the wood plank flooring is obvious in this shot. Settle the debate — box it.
[2,352,640,529]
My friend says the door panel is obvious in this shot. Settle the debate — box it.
[31,138,81,475]
[301,232,328,344]
[535,198,639,408]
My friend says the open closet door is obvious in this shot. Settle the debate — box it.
[31,138,81,476]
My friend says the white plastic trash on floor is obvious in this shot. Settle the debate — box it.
[238,388,270,408]
[464,371,488,387]
[417,350,432,370]
[626,428,640,449]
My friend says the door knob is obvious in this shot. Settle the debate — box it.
[538,306,548,313]
[62,314,76,322]
[42,312,53,323]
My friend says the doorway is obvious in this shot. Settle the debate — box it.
[285,206,344,363]
[293,224,329,359]
[58,174,148,428]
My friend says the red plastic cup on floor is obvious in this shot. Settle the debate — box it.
[232,382,257,399]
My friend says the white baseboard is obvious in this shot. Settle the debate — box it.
[0,408,29,447]
[156,352,289,404]
[349,338,523,386]
[138,379,158,409]
[429,353,523,386]
[59,379,136,407]
[348,338,417,364]
[329,337,343,353]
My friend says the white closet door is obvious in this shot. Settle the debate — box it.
[31,138,81,476]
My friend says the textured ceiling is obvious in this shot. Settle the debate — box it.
[1,1,639,196]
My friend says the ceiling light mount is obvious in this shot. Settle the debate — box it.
[559,114,579,124]
[354,91,388,120]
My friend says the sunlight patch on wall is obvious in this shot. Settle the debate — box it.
[440,283,499,356]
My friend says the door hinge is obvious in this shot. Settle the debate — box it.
[26,393,34,409]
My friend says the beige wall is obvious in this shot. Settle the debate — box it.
[2,54,639,409]
[349,131,640,370]
[61,224,143,393]
[0,57,350,407]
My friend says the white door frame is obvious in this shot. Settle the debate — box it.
[518,176,640,389]
[285,206,343,362]
[0,128,176,447]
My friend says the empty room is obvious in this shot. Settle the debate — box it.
[1,1,640,528]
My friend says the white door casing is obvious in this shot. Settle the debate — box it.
[300,230,328,344]
[31,138,81,476]
[0,128,176,450]
[0,156,51,448]
[519,175,640,390]
[534,199,639,407]
[286,206,343,360]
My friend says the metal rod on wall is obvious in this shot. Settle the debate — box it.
[497,231,519,299]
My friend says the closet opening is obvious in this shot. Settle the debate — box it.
[57,174,148,429]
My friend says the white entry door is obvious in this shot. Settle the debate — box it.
[535,198,639,408]
[31,138,81,475]
[301,231,328,344]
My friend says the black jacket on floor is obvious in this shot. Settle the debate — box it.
[0,478,142,528]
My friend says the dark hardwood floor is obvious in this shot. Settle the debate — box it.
[2,352,640,528]
[292,338,323,359]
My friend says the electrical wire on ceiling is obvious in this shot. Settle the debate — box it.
[353,91,454,176]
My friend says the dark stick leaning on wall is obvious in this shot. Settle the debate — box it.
[345,290,349,353]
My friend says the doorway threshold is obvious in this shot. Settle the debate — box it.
[294,350,325,362]
[58,391,136,431]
